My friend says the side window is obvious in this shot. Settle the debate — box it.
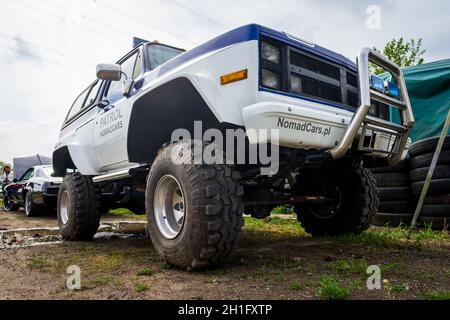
[66,88,89,122]
[84,81,102,108]
[105,51,139,103]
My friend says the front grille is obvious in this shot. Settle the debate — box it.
[260,36,390,121]
[290,51,341,80]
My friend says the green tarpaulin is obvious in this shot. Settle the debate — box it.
[390,59,450,142]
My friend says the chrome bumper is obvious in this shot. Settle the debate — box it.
[329,48,415,166]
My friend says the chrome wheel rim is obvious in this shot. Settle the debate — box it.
[153,175,185,240]
[60,190,70,225]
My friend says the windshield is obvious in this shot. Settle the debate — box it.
[41,166,54,178]
[146,44,183,70]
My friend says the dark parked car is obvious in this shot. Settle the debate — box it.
[2,165,62,216]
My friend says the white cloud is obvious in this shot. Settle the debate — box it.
[0,0,449,164]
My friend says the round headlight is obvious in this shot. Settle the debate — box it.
[261,42,280,64]
[262,69,281,90]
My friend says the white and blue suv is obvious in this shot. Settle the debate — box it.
[53,24,414,269]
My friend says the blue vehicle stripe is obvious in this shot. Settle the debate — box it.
[158,24,261,77]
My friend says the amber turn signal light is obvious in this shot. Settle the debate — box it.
[220,69,248,85]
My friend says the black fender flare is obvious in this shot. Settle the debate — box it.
[127,77,223,164]
[52,146,76,177]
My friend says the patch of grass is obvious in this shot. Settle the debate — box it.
[136,268,155,277]
[89,252,125,270]
[382,279,408,299]
[27,255,49,271]
[327,259,368,276]
[317,276,350,300]
[278,257,302,270]
[134,283,150,292]
[271,206,287,215]
[333,225,449,247]
[415,224,449,241]
[444,269,450,279]
[350,279,364,291]
[83,275,113,289]
[109,208,135,216]
[391,283,408,294]
[204,279,219,285]
[380,261,402,273]
[251,264,272,279]
[244,217,310,238]
[414,271,436,282]
[289,281,301,291]
[53,249,130,274]
[159,261,172,270]
[422,291,450,300]
[109,208,146,220]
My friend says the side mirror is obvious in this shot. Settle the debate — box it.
[96,64,122,81]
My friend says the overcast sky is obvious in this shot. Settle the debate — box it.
[0,0,449,165]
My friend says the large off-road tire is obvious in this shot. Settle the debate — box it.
[372,172,409,188]
[411,178,450,196]
[424,194,450,205]
[378,200,414,214]
[420,204,450,217]
[2,195,20,212]
[410,151,450,169]
[146,141,244,270]
[377,187,411,201]
[409,165,450,182]
[57,173,101,240]
[370,160,408,174]
[295,163,379,236]
[409,136,450,158]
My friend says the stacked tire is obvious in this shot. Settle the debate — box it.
[409,136,450,230]
[371,161,414,227]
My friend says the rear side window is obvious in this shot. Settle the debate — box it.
[66,88,89,122]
